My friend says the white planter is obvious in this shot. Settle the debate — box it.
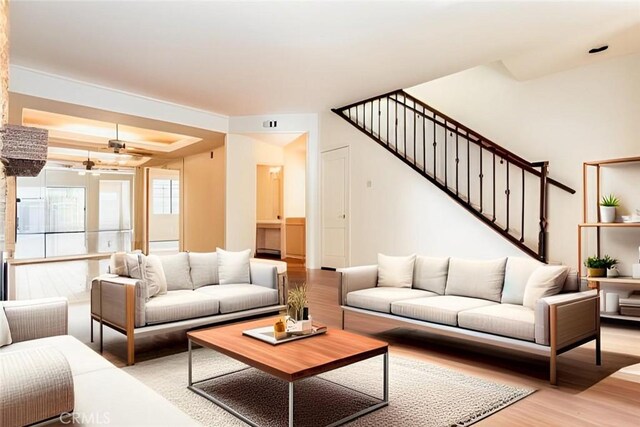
[600,206,616,223]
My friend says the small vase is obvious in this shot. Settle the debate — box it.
[607,267,619,278]
[588,267,606,278]
[600,206,616,223]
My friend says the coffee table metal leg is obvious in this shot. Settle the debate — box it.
[383,351,389,402]
[188,339,193,387]
[289,382,294,427]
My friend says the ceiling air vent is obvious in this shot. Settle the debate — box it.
[262,120,278,128]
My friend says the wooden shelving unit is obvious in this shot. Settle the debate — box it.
[578,156,640,322]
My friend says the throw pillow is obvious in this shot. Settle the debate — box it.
[413,256,449,294]
[377,253,416,288]
[445,258,507,302]
[160,253,194,291]
[217,248,251,285]
[109,252,129,276]
[0,305,12,347]
[189,252,219,288]
[145,255,168,296]
[523,265,569,309]
[502,257,543,305]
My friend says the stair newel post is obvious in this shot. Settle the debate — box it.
[538,162,549,263]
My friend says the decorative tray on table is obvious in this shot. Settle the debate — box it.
[243,324,327,345]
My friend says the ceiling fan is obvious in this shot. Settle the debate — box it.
[104,123,154,157]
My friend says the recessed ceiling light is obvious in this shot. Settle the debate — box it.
[588,45,608,54]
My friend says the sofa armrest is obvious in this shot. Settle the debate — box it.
[91,275,146,328]
[249,262,278,290]
[337,265,378,306]
[535,290,599,346]
[2,297,68,343]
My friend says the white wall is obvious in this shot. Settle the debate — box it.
[283,135,307,218]
[319,52,640,272]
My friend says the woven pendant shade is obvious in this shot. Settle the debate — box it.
[0,124,48,176]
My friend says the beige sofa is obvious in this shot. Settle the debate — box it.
[91,252,286,365]
[0,298,198,427]
[339,256,601,385]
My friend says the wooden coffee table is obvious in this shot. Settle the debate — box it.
[187,317,389,427]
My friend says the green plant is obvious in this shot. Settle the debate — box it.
[287,283,308,320]
[584,255,618,269]
[600,194,620,207]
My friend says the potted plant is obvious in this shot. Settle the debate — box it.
[600,194,620,223]
[286,283,308,321]
[584,255,618,277]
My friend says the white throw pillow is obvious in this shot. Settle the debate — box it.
[217,248,251,285]
[160,253,194,291]
[413,256,449,294]
[445,258,507,302]
[523,265,569,309]
[145,255,168,296]
[0,305,12,347]
[502,257,543,305]
[377,253,416,288]
[189,252,219,288]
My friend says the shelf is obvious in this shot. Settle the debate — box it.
[601,312,640,322]
[579,222,640,228]
[583,276,640,285]
[585,156,640,166]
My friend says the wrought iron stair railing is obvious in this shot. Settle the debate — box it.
[332,89,575,262]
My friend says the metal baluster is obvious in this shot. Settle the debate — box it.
[505,160,510,232]
[423,107,426,172]
[444,122,448,187]
[403,96,407,158]
[413,107,417,166]
[455,129,459,196]
[395,96,398,153]
[433,114,437,180]
[371,100,374,136]
[521,169,525,242]
[467,135,470,203]
[386,97,389,146]
[479,145,483,213]
[378,98,382,141]
[492,152,496,222]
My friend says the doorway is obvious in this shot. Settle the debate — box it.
[147,168,181,255]
[321,147,349,268]
[256,165,284,257]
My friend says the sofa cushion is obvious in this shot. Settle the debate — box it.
[377,253,416,288]
[523,265,569,309]
[145,290,219,324]
[502,257,543,305]
[391,295,497,326]
[413,256,449,294]
[458,304,535,342]
[445,258,507,302]
[0,335,113,376]
[189,252,218,288]
[145,254,167,297]
[0,305,11,347]
[346,288,435,313]
[195,284,278,314]
[217,248,251,285]
[160,253,193,291]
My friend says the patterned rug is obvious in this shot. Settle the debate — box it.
[124,348,534,426]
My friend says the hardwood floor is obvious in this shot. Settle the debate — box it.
[75,262,640,425]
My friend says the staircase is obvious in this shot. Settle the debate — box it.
[332,89,575,262]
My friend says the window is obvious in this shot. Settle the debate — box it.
[152,179,179,214]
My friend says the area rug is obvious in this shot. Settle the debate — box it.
[124,349,535,426]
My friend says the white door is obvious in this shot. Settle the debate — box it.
[321,147,349,268]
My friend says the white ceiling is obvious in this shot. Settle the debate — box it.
[9,1,640,116]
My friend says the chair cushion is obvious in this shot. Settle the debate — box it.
[391,295,497,326]
[217,248,251,285]
[195,284,278,314]
[458,304,535,342]
[377,253,416,288]
[346,288,435,313]
[413,256,449,294]
[523,265,569,309]
[501,257,542,305]
[160,253,193,291]
[145,290,219,324]
[189,252,218,288]
[445,258,507,302]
